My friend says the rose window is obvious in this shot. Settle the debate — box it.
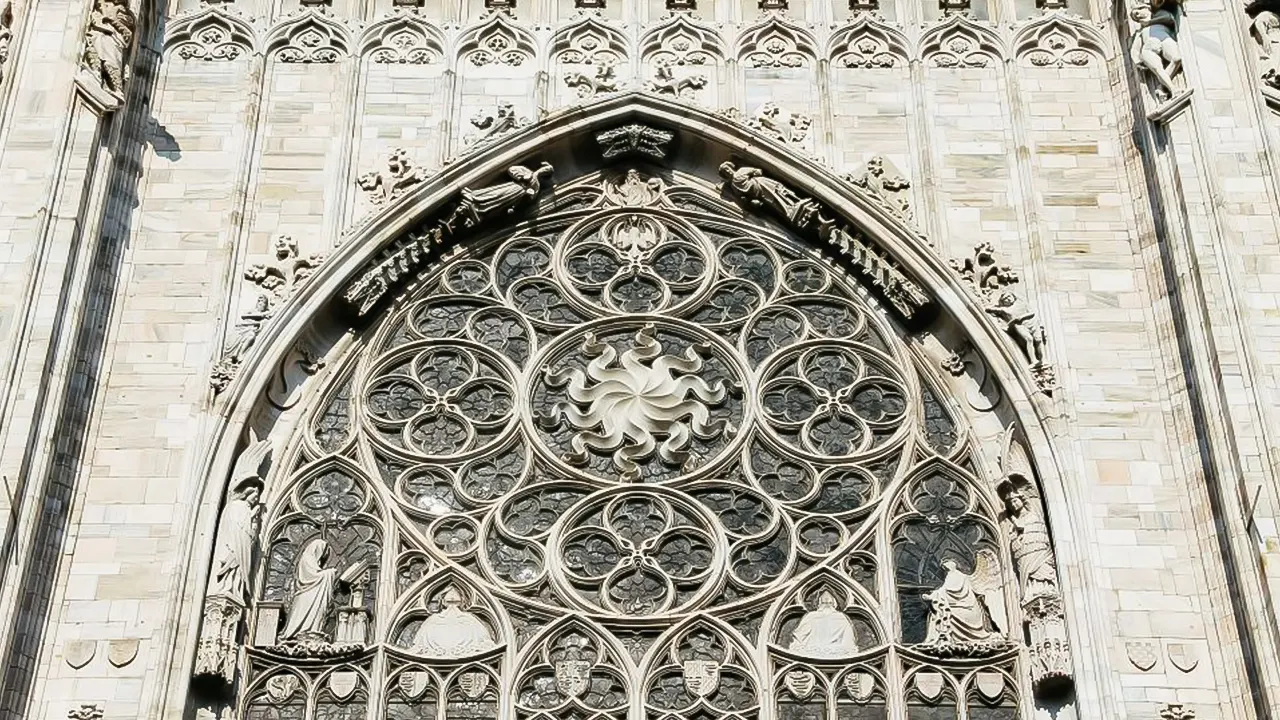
[242,170,1056,720]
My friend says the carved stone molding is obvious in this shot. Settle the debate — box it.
[166,6,259,62]
[921,16,1003,68]
[360,15,443,64]
[594,124,674,159]
[951,243,1054,393]
[718,161,929,320]
[459,13,535,66]
[79,0,135,101]
[828,17,908,68]
[358,148,430,206]
[736,16,816,68]
[212,237,325,392]
[267,9,351,63]
[344,163,554,315]
[1013,13,1105,68]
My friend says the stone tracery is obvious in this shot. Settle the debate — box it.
[206,166,1072,719]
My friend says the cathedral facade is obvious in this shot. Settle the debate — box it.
[0,0,1278,719]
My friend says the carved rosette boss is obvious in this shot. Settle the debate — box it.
[194,440,272,685]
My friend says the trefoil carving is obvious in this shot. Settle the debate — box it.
[737,18,815,68]
[80,0,136,99]
[465,101,531,147]
[344,163,553,315]
[211,235,325,393]
[462,15,534,66]
[1014,14,1103,68]
[271,12,349,63]
[168,7,258,62]
[363,18,443,64]
[845,155,913,224]
[830,20,907,68]
[922,18,1000,68]
[594,124,674,159]
[357,148,429,206]
[951,242,1055,393]
[718,161,929,320]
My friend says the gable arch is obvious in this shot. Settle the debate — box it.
[168,92,1115,719]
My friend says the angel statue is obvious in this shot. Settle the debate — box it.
[920,552,1011,657]
[206,440,272,602]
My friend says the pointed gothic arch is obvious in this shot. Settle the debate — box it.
[174,93,1104,720]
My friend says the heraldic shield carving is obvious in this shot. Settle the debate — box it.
[208,167,1071,720]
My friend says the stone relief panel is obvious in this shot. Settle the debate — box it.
[827,17,909,69]
[920,15,1004,68]
[455,14,537,155]
[265,9,352,63]
[359,14,444,65]
[736,17,818,137]
[639,14,725,107]
[551,16,629,108]
[201,169,1074,718]
[1012,13,1104,68]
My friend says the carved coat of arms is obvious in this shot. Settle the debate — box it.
[682,660,720,697]
[555,660,591,697]
[458,671,491,699]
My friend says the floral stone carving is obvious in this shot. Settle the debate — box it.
[951,242,1055,393]
[845,155,913,225]
[537,323,738,480]
[465,101,531,148]
[645,60,708,101]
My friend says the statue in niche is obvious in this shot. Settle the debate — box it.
[411,586,497,657]
[207,441,272,601]
[194,440,273,684]
[80,0,134,96]
[1129,0,1183,101]
[1000,479,1058,603]
[441,162,553,234]
[920,552,1011,657]
[788,591,860,657]
[280,538,365,645]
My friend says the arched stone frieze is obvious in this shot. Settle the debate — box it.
[457,12,536,67]
[359,15,445,64]
[177,93,1099,720]
[919,15,1005,68]
[827,16,909,69]
[1012,12,1108,68]
[164,5,260,62]
[550,15,630,104]
[265,9,352,64]
[735,15,817,68]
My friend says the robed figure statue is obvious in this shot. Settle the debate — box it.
[281,539,341,642]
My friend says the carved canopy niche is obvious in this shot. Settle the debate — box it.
[195,156,1074,720]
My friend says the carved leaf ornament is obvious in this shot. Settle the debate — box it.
[237,170,1064,718]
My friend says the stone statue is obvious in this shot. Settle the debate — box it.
[80,0,135,96]
[357,148,428,206]
[920,554,1010,656]
[848,155,913,223]
[411,586,497,657]
[788,591,860,657]
[646,60,708,99]
[718,161,829,233]
[207,441,271,601]
[1253,10,1280,86]
[564,59,620,98]
[1129,1,1182,101]
[194,439,272,684]
[442,163,553,234]
[252,234,325,299]
[985,291,1048,367]
[466,101,530,146]
[1000,481,1058,603]
[281,539,341,642]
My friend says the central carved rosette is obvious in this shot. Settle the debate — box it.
[532,322,746,483]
